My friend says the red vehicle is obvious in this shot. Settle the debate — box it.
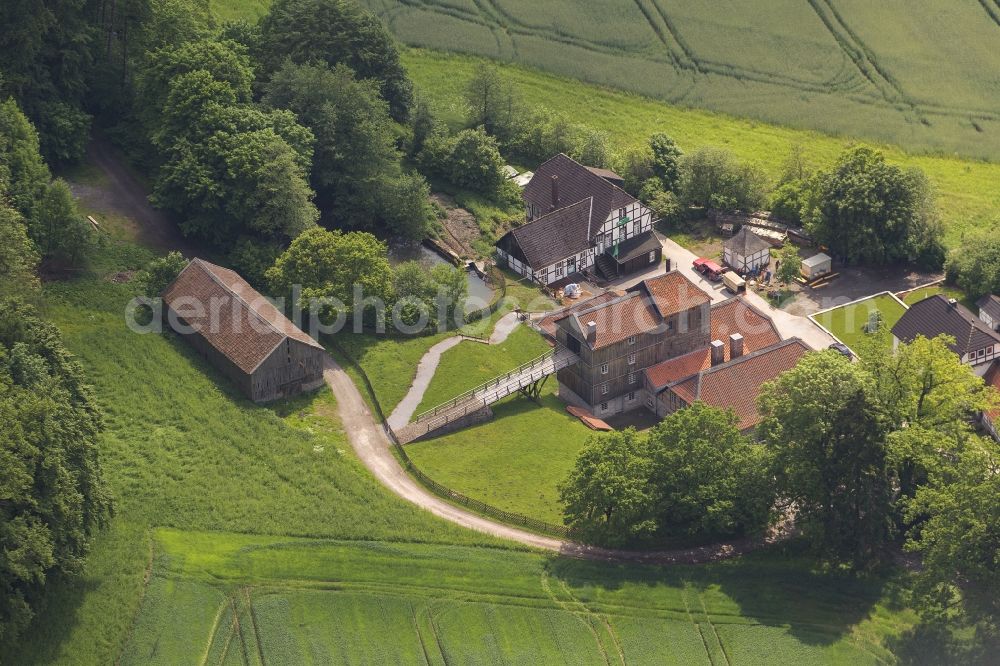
[692,257,724,281]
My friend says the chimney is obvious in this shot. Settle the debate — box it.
[550,175,560,209]
[729,333,744,359]
[586,321,597,345]
[710,339,725,366]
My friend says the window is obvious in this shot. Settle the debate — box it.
[555,264,564,278]
[628,354,636,365]
[627,373,636,385]
[628,335,636,345]
[649,250,657,263]
[979,348,986,358]
[628,391,636,401]
[600,402,608,411]
[601,363,609,374]
[601,383,609,395]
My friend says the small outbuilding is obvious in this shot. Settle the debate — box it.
[162,258,326,403]
[800,252,832,279]
[722,227,771,273]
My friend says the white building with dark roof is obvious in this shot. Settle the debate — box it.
[495,154,658,285]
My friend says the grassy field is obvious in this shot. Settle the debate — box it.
[353,0,1000,161]
[812,292,908,354]
[408,382,593,524]
[400,49,1000,250]
[0,237,506,665]
[415,324,551,413]
[118,527,913,664]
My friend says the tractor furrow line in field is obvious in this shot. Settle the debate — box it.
[214,614,238,666]
[200,600,231,666]
[557,579,626,666]
[539,572,614,666]
[410,603,439,666]
[648,0,701,72]
[242,588,267,666]
[631,0,684,70]
[231,596,251,666]
[977,0,1000,29]
[804,0,898,104]
[697,592,732,666]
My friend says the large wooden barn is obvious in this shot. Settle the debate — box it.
[162,258,326,403]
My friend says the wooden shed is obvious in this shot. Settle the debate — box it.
[162,258,326,403]
[722,227,771,273]
[801,253,832,279]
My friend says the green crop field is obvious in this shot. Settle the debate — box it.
[117,528,911,664]
[357,0,1000,161]
[812,292,908,353]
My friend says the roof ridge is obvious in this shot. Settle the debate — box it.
[192,259,286,342]
[512,196,592,235]
[698,337,805,377]
[551,153,637,204]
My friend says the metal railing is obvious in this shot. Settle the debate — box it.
[413,346,573,423]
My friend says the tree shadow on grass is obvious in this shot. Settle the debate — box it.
[547,540,899,649]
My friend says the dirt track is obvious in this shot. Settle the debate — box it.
[324,354,790,563]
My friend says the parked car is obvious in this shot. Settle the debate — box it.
[692,257,724,281]
[828,342,854,359]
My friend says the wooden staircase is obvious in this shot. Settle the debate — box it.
[595,253,618,281]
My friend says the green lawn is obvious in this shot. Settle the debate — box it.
[408,382,593,524]
[415,324,551,414]
[812,293,908,354]
[117,527,914,665]
[1,240,503,665]
[900,283,975,311]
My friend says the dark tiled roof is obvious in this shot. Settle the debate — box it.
[670,338,810,431]
[610,230,661,264]
[584,166,624,185]
[723,227,771,255]
[645,297,782,390]
[162,258,322,374]
[524,153,635,235]
[891,295,1000,357]
[501,198,593,268]
[978,294,1000,322]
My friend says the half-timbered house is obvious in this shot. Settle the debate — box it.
[495,154,660,285]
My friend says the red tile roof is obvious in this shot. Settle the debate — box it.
[668,339,810,431]
[632,271,711,319]
[644,297,782,390]
[537,292,619,339]
[571,292,662,350]
[162,258,322,374]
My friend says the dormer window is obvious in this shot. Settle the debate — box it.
[601,363,609,374]
[628,335,636,345]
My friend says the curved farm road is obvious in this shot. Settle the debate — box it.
[324,354,789,564]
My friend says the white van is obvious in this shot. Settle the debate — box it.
[722,271,746,294]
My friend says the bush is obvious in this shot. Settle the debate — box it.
[678,146,769,211]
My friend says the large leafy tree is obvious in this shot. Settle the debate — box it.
[806,146,944,268]
[906,438,1000,642]
[646,403,774,538]
[678,146,769,211]
[266,227,393,320]
[758,351,893,567]
[257,0,413,121]
[0,205,39,300]
[558,429,655,545]
[648,133,682,191]
[0,0,94,163]
[945,228,1000,301]
[0,98,51,220]
[262,61,430,238]
[141,39,319,248]
[0,300,110,642]
[29,179,92,267]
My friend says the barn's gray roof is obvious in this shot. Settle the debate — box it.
[162,258,323,374]
[978,294,1000,321]
[723,227,771,256]
[891,294,1000,357]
